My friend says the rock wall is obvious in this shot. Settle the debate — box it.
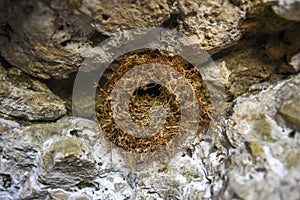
[0,0,299,199]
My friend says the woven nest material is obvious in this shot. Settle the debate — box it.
[97,50,211,154]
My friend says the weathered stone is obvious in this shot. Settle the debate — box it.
[176,0,246,52]
[286,150,300,169]
[272,0,300,21]
[1,70,300,200]
[78,0,170,36]
[0,0,170,80]
[278,61,297,74]
[245,0,300,35]
[49,189,69,200]
[0,117,136,199]
[40,136,97,186]
[216,38,278,99]
[0,0,296,81]
[0,0,93,79]
[0,66,66,121]
[288,52,300,73]
[247,141,265,159]
[221,73,300,199]
[0,0,300,199]
[279,97,300,131]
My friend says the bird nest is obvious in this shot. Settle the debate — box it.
[96,50,211,154]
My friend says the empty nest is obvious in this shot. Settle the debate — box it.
[97,50,211,153]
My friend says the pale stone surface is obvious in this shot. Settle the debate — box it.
[0,66,66,121]
[1,73,299,199]
[0,0,300,199]
[40,136,98,186]
[221,73,300,199]
[288,52,300,73]
[176,0,246,52]
[273,0,300,21]
[279,97,300,131]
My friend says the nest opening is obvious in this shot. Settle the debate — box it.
[96,49,211,153]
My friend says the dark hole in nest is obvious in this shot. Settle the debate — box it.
[133,83,162,97]
[101,14,110,20]
[96,49,211,153]
[129,83,179,127]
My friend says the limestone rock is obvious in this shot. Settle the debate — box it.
[216,39,277,99]
[0,0,93,79]
[1,70,300,199]
[277,61,296,74]
[273,0,300,21]
[0,0,296,80]
[0,117,134,199]
[40,136,97,186]
[0,0,170,80]
[221,73,300,199]
[279,97,300,131]
[288,52,300,73]
[176,0,246,52]
[78,0,170,36]
[0,0,300,199]
[0,66,66,121]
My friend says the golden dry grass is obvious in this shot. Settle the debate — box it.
[96,50,211,153]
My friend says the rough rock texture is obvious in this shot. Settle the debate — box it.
[0,73,299,199]
[215,38,283,100]
[78,0,170,35]
[175,0,247,52]
[0,66,66,121]
[0,0,170,80]
[0,117,132,199]
[0,0,300,199]
[219,73,300,199]
[272,0,300,21]
[288,52,300,73]
[279,97,300,131]
[0,0,90,79]
[263,24,300,74]
[0,0,298,79]
[40,136,98,186]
